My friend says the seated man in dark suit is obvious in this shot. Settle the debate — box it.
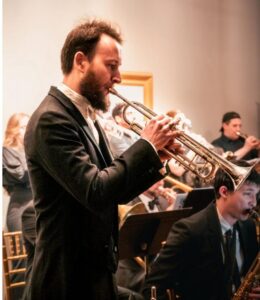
[143,160,260,300]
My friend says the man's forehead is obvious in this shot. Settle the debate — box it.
[227,118,241,125]
[241,182,260,192]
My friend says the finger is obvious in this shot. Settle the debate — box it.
[168,119,180,131]
[154,114,165,121]
[149,115,171,130]
[167,143,185,155]
[163,129,181,140]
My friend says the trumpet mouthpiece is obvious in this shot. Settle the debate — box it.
[109,87,117,95]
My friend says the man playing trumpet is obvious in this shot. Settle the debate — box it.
[23,19,183,300]
[212,111,260,161]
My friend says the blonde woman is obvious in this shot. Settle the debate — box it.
[3,113,32,232]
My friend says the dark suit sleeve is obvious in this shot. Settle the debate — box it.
[142,220,192,299]
[27,111,164,211]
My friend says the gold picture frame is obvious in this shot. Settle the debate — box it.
[119,71,153,109]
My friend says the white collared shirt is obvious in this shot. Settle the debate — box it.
[139,194,159,213]
[57,83,99,143]
[216,207,243,272]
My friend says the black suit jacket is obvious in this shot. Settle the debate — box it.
[24,87,164,300]
[143,202,258,300]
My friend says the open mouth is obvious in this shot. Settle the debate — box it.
[243,208,253,216]
[104,86,112,95]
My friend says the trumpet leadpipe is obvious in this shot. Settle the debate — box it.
[236,131,248,139]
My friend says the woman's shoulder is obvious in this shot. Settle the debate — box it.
[3,147,24,165]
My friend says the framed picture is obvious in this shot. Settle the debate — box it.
[103,72,153,126]
[119,72,153,109]
[106,72,153,119]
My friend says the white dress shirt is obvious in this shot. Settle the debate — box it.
[216,207,243,272]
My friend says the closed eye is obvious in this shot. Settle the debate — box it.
[109,64,118,71]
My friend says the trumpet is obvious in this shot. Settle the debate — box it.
[164,176,193,193]
[237,131,260,144]
[110,88,255,190]
[236,131,248,140]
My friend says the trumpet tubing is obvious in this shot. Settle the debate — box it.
[237,131,260,145]
[236,131,248,140]
[110,88,255,190]
[164,176,193,193]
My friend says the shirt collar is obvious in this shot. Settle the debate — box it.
[139,194,159,213]
[57,83,95,119]
[216,206,233,235]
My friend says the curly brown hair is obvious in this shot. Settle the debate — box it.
[61,19,123,75]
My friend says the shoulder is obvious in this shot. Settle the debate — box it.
[211,136,223,145]
[173,203,217,236]
[3,146,15,157]
[3,147,21,165]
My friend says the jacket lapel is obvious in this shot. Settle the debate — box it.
[48,87,109,166]
[206,203,225,268]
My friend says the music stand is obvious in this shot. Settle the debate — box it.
[118,208,192,273]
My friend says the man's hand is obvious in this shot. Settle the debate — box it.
[244,135,260,151]
[248,286,260,299]
[141,115,183,161]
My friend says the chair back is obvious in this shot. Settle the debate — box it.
[2,231,27,300]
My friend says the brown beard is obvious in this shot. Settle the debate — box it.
[79,70,108,112]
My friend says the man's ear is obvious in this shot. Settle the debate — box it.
[74,51,89,72]
[222,122,228,131]
[219,185,228,198]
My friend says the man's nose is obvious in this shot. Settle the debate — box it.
[113,70,121,84]
[252,195,257,207]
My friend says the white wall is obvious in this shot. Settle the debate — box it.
[3,0,260,142]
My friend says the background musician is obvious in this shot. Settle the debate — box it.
[212,111,260,161]
[2,113,32,300]
[127,179,177,213]
[103,103,139,157]
[116,179,177,296]
[143,160,260,300]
